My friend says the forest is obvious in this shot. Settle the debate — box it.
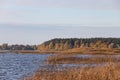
[38,38,120,51]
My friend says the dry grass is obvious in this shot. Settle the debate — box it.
[48,54,120,64]
[23,54,120,80]
[65,48,120,54]
[26,63,120,80]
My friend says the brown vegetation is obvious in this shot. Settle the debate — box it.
[22,38,120,80]
[48,54,120,64]
[38,38,120,51]
[26,63,120,80]
[65,48,120,54]
[23,54,120,80]
[37,38,120,54]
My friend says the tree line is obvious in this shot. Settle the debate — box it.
[38,38,120,51]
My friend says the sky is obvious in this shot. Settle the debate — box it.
[0,26,120,45]
[0,0,120,26]
[0,0,120,44]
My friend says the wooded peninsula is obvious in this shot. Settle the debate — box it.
[1,38,120,54]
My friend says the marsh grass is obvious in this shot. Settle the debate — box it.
[64,48,120,55]
[48,54,120,64]
[27,63,120,80]
[24,54,120,80]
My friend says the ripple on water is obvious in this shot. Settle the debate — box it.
[0,53,50,80]
[0,53,119,80]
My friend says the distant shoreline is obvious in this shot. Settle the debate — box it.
[0,48,120,55]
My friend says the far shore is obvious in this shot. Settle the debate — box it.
[0,48,120,55]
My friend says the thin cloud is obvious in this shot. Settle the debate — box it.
[0,0,120,26]
[0,0,119,10]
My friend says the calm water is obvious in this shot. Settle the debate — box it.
[0,53,50,80]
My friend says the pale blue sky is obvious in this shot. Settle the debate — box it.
[0,25,120,45]
[0,0,120,44]
[0,0,120,26]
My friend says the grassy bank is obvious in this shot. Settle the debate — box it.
[0,50,10,53]
[65,48,120,54]
[1,48,120,54]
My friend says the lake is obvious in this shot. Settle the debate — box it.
[0,53,50,80]
[0,53,119,80]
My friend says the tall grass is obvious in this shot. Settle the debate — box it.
[24,54,120,80]
[27,63,120,80]
[48,54,120,64]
